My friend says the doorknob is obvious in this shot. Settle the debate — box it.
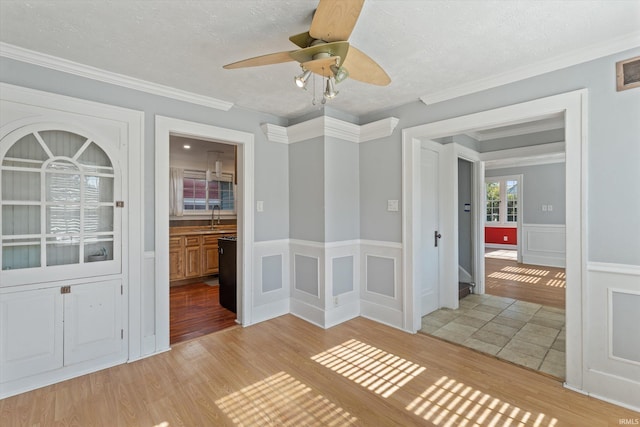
[434,231,442,247]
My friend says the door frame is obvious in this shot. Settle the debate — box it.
[402,89,587,391]
[155,116,254,351]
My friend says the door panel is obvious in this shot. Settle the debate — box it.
[420,146,440,315]
[0,287,63,382]
[63,280,123,365]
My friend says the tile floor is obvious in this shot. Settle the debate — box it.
[421,293,566,379]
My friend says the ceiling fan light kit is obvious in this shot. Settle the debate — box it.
[223,0,390,103]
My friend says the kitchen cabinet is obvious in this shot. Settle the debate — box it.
[169,227,236,283]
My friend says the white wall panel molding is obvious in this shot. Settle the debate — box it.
[585,265,640,411]
[0,43,234,111]
[419,31,640,105]
[360,241,403,330]
[251,239,290,325]
[521,224,566,267]
[261,116,399,144]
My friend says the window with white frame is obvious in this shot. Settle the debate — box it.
[183,170,235,213]
[485,177,518,224]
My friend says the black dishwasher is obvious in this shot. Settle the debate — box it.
[218,236,237,313]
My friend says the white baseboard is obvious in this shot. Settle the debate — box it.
[360,300,404,330]
[325,300,360,329]
[251,299,290,325]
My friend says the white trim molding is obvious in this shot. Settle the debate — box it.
[0,42,234,111]
[521,224,566,268]
[585,262,640,411]
[419,31,640,105]
[481,141,566,170]
[261,116,399,144]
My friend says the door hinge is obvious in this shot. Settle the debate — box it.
[121,285,123,295]
[121,329,124,339]
[115,201,124,208]
[61,285,71,294]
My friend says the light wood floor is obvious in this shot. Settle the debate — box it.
[1,315,635,426]
[485,254,566,309]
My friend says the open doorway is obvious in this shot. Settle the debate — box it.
[155,116,255,352]
[168,136,239,344]
[421,119,568,379]
[402,90,586,388]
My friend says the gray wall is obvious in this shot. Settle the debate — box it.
[0,57,290,248]
[458,159,473,274]
[486,162,566,225]
[325,138,359,242]
[360,47,640,265]
[289,138,324,242]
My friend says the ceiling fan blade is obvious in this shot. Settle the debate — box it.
[309,0,365,42]
[223,50,297,69]
[342,46,391,86]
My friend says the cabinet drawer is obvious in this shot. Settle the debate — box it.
[202,235,220,245]
[185,236,201,246]
[169,236,182,248]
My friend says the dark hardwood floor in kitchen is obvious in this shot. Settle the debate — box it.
[170,282,238,344]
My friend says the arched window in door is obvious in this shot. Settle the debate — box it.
[1,129,116,271]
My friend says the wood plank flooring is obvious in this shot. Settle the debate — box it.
[485,256,566,309]
[1,315,636,426]
[170,282,238,344]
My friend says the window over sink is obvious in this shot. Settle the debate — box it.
[183,170,235,214]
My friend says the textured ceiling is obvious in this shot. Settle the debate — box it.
[1,1,639,119]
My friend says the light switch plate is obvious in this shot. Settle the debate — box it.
[256,201,264,212]
[387,200,399,211]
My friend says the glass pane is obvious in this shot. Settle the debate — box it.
[84,206,114,232]
[77,142,112,168]
[84,176,114,203]
[184,177,206,210]
[47,205,80,234]
[485,182,500,222]
[3,133,49,163]
[2,205,41,235]
[2,243,41,270]
[46,237,79,266]
[46,172,81,202]
[2,170,40,201]
[84,238,114,263]
[39,130,86,158]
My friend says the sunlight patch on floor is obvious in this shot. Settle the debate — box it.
[485,250,518,260]
[406,375,558,427]
[488,271,541,284]
[501,266,550,276]
[311,339,426,398]
[215,371,357,426]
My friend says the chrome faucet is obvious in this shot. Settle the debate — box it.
[211,204,221,229]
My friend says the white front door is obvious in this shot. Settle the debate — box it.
[420,144,440,315]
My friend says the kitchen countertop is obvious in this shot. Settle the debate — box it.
[169,225,237,237]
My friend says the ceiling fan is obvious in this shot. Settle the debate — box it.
[223,0,390,97]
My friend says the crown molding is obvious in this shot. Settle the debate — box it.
[0,42,234,111]
[481,141,565,169]
[420,31,640,106]
[261,116,399,144]
[466,116,564,142]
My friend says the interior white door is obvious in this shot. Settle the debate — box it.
[420,144,440,315]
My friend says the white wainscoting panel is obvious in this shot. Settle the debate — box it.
[360,240,403,329]
[325,241,360,328]
[289,240,325,327]
[522,224,566,267]
[251,240,290,325]
[584,262,640,411]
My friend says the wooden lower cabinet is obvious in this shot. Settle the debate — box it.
[169,232,234,283]
[169,237,185,281]
[202,235,220,276]
[184,236,201,278]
